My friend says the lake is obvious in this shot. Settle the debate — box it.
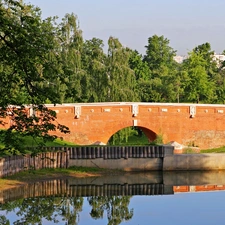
[0,171,225,224]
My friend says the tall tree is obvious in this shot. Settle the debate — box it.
[142,35,178,102]
[214,50,225,103]
[106,37,138,102]
[0,0,69,155]
[82,38,108,102]
[143,35,177,75]
[59,13,87,103]
[181,51,215,103]
[193,42,217,79]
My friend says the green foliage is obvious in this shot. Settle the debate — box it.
[108,127,133,145]
[108,127,149,145]
[0,196,83,224]
[142,35,179,102]
[0,0,69,155]
[59,13,87,103]
[128,49,151,81]
[0,0,64,105]
[0,130,76,157]
[88,196,133,224]
[0,215,10,225]
[181,50,215,103]
[82,38,108,102]
[0,105,69,156]
[106,37,138,102]
[0,193,133,225]
[143,35,177,74]
[149,134,164,145]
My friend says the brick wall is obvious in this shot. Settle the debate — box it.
[2,102,225,149]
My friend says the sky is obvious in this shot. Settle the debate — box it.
[24,0,225,56]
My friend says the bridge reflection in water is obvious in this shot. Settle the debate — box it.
[1,171,225,203]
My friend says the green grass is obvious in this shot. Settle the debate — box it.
[0,134,77,148]
[21,136,77,147]
[0,166,112,182]
[8,166,105,178]
[181,147,200,154]
[200,146,225,153]
[0,134,78,157]
[118,134,149,145]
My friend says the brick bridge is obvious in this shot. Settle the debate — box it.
[42,102,225,149]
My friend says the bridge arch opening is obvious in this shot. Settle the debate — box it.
[107,126,157,145]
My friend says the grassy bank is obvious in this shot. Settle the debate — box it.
[200,146,225,153]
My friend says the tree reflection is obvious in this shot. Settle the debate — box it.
[0,196,83,225]
[0,215,10,225]
[0,195,133,224]
[88,196,133,225]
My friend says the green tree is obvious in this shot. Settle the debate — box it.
[82,38,108,102]
[215,51,225,103]
[143,35,178,102]
[0,196,84,225]
[128,49,150,81]
[0,0,69,155]
[59,13,87,103]
[88,196,133,225]
[0,215,10,225]
[106,37,138,102]
[181,51,215,103]
[143,35,177,75]
[193,42,218,79]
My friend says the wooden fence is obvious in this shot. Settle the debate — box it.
[0,151,68,177]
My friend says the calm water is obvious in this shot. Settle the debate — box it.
[1,171,225,225]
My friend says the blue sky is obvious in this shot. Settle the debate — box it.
[24,0,225,55]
